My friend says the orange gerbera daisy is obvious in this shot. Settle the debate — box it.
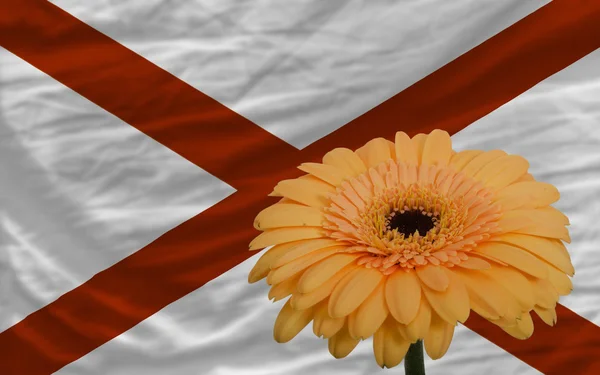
[248,129,574,369]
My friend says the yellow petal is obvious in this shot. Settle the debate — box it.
[533,305,557,326]
[499,311,534,340]
[456,257,491,270]
[514,223,571,244]
[297,253,360,293]
[313,300,345,338]
[546,264,573,296]
[493,181,560,210]
[395,131,418,164]
[373,318,411,368]
[530,277,559,309]
[411,133,428,163]
[484,265,535,311]
[329,266,384,318]
[273,238,340,268]
[477,155,529,190]
[250,227,326,250]
[422,129,452,166]
[349,280,389,339]
[248,242,303,283]
[322,147,368,177]
[273,177,335,208]
[269,273,302,301]
[291,264,357,310]
[424,313,455,360]
[461,150,507,178]
[387,139,397,160]
[495,210,533,233]
[298,162,346,186]
[386,270,421,324]
[404,298,432,342]
[356,137,393,168]
[421,268,470,324]
[449,150,483,171]
[474,243,548,279]
[488,233,574,276]
[273,300,314,343]
[509,208,569,228]
[516,173,535,182]
[253,203,324,230]
[416,265,449,292]
[267,246,341,285]
[455,268,521,321]
[328,324,360,359]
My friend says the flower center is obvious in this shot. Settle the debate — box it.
[322,159,502,273]
[386,210,436,237]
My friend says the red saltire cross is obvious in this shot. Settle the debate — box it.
[1,0,600,374]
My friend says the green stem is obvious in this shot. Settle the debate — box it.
[404,340,426,375]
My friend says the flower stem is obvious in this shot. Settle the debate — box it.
[404,340,425,375]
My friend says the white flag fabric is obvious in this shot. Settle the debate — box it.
[2,0,599,374]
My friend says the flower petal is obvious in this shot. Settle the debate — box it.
[291,264,357,310]
[395,131,418,164]
[456,257,491,270]
[349,280,389,339]
[424,312,455,360]
[248,241,302,283]
[313,300,345,338]
[411,133,428,163]
[268,273,302,301]
[273,300,314,343]
[297,253,360,293]
[422,129,452,166]
[499,311,534,340]
[449,150,484,171]
[273,177,335,208]
[273,238,341,268]
[474,243,548,279]
[329,266,384,318]
[546,264,573,296]
[298,162,346,186]
[328,324,360,359]
[254,203,324,230]
[416,265,450,292]
[421,268,470,324]
[373,318,411,368]
[386,270,421,324]
[267,246,342,285]
[484,265,535,311]
[530,277,559,309]
[478,155,529,190]
[488,233,574,276]
[461,150,507,178]
[455,268,521,321]
[249,227,326,250]
[323,147,367,177]
[493,181,560,210]
[404,298,432,342]
[356,138,393,168]
[533,305,557,326]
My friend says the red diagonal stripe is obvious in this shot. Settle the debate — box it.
[1,0,600,375]
[0,0,298,189]
[466,305,600,375]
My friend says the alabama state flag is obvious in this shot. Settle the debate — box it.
[1,0,599,374]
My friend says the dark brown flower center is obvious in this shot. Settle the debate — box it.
[386,210,435,237]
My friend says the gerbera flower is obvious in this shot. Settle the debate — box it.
[248,129,574,369]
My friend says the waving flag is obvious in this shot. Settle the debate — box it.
[1,0,600,374]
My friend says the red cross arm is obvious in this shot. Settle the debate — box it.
[0,0,299,189]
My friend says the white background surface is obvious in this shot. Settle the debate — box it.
[4,1,598,374]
